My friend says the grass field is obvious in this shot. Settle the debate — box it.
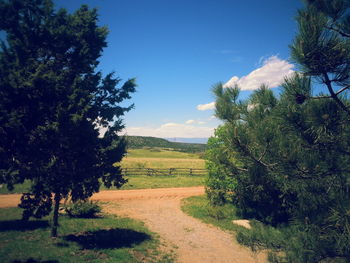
[120,175,204,190]
[122,157,205,169]
[125,148,201,159]
[118,148,206,189]
[0,148,206,194]
[121,148,205,169]
[0,183,29,195]
[0,174,205,194]
[0,206,174,263]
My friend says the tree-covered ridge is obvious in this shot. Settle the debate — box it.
[126,136,206,153]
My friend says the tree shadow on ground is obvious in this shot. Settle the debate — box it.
[0,220,49,232]
[64,228,151,249]
[12,258,59,263]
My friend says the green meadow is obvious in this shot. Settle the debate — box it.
[125,148,202,159]
[0,147,206,194]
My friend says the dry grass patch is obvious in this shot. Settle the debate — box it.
[122,157,205,169]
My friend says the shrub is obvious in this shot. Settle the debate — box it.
[65,200,101,218]
[205,126,237,206]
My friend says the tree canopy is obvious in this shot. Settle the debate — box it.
[0,0,136,236]
[206,0,350,261]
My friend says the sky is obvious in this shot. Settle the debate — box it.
[56,0,303,140]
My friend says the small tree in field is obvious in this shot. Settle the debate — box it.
[0,0,136,237]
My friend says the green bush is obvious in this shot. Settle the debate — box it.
[205,126,237,206]
[65,200,101,218]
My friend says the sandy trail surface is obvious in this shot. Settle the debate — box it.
[0,187,266,263]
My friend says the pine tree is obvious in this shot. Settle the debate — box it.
[291,0,350,114]
[207,0,350,260]
[0,0,136,237]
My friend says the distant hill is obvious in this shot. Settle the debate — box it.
[126,136,206,153]
[165,137,208,144]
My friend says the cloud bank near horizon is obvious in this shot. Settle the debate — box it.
[197,56,294,111]
[122,122,215,138]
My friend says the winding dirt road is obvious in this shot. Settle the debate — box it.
[0,187,267,263]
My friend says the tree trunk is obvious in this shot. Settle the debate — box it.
[51,192,61,237]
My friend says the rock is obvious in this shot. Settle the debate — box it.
[232,219,251,229]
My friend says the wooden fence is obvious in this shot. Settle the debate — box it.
[122,168,207,177]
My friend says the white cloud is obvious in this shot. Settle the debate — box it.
[223,55,294,90]
[123,122,215,138]
[196,56,294,111]
[162,122,179,127]
[197,102,215,111]
[186,119,195,124]
[223,76,239,89]
[185,119,206,125]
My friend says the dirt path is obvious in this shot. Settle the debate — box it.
[0,187,267,263]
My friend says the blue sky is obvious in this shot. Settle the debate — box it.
[57,0,303,139]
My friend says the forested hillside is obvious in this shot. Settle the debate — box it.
[126,136,206,153]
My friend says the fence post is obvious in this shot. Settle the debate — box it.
[169,168,174,176]
[189,168,193,176]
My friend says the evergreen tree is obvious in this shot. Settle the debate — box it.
[291,0,350,114]
[0,0,136,237]
[206,0,350,261]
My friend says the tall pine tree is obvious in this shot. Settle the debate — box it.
[0,0,136,237]
[206,0,350,261]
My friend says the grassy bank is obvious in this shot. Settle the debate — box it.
[0,206,174,263]
[181,196,284,261]
[181,196,350,263]
[181,196,242,232]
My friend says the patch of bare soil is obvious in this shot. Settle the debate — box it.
[94,187,267,263]
[0,187,267,263]
[0,193,21,208]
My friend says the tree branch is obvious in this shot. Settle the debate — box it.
[323,73,350,116]
[257,144,268,162]
[326,25,350,38]
[309,86,349,100]
[335,86,350,96]
[232,137,277,170]
[236,167,248,172]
